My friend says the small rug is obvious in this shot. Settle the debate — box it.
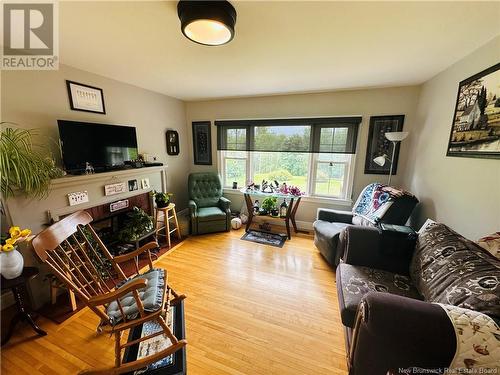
[241,230,286,247]
[123,300,186,375]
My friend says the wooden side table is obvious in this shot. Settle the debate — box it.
[1,267,47,345]
[155,203,181,248]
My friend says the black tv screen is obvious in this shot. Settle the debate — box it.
[58,120,138,173]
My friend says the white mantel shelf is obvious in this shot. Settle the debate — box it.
[47,166,168,221]
[51,166,167,189]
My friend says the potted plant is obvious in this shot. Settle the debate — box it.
[0,226,31,279]
[1,124,63,198]
[152,191,173,208]
[261,197,277,216]
[116,207,154,242]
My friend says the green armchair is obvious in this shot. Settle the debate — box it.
[188,172,231,235]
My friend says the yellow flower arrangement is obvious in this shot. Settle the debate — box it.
[2,226,31,252]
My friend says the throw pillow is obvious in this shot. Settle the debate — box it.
[477,232,500,260]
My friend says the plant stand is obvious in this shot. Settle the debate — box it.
[243,191,302,240]
[125,229,159,263]
[155,204,181,248]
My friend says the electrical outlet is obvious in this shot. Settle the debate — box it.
[68,191,89,206]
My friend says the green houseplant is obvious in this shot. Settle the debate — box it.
[0,124,63,198]
[116,207,154,242]
[260,197,277,216]
[152,191,173,208]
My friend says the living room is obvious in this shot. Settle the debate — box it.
[1,1,499,374]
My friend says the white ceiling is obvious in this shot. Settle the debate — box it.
[60,1,500,101]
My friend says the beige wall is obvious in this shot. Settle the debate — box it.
[1,64,190,210]
[185,86,421,224]
[403,36,500,240]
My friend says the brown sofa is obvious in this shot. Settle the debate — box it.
[336,222,500,374]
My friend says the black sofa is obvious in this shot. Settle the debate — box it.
[314,183,418,267]
[336,222,500,374]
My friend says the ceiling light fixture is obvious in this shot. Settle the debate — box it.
[177,1,236,46]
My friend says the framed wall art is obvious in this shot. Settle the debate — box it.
[141,178,150,189]
[364,115,405,175]
[166,130,180,155]
[192,121,212,165]
[446,62,500,159]
[66,80,106,114]
[128,179,138,191]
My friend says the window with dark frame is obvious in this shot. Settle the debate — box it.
[216,117,361,199]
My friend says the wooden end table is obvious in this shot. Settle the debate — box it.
[1,267,47,345]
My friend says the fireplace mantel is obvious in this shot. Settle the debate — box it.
[48,166,167,221]
[51,166,166,189]
[3,165,167,309]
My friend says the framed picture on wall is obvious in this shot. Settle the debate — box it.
[128,179,138,191]
[141,178,150,189]
[364,115,405,175]
[192,121,212,165]
[446,62,500,159]
[166,130,180,155]
[66,80,106,114]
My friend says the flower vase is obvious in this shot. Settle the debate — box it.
[0,247,24,279]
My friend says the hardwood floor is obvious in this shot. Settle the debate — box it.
[1,229,348,375]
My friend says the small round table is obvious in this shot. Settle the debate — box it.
[1,267,47,345]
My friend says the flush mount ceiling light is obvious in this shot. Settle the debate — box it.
[177,1,236,46]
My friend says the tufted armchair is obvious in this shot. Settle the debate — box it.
[188,172,231,235]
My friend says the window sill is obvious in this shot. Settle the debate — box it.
[222,188,352,207]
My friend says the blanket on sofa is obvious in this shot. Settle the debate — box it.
[410,223,500,323]
[438,303,500,371]
[352,183,414,225]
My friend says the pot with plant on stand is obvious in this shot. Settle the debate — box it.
[260,197,277,216]
[152,191,173,208]
[0,226,31,279]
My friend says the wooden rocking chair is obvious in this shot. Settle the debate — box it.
[32,211,187,375]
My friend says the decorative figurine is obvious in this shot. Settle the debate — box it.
[253,199,260,213]
[85,162,94,174]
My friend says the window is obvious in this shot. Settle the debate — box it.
[216,117,360,200]
[312,153,353,198]
[221,151,247,188]
[253,151,310,192]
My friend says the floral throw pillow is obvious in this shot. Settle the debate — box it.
[477,232,500,260]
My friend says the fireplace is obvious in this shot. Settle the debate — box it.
[80,192,155,255]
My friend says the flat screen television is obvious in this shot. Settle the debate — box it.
[58,120,138,174]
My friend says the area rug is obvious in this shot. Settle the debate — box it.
[241,230,286,247]
[123,300,186,375]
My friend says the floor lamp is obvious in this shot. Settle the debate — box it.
[373,131,409,185]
